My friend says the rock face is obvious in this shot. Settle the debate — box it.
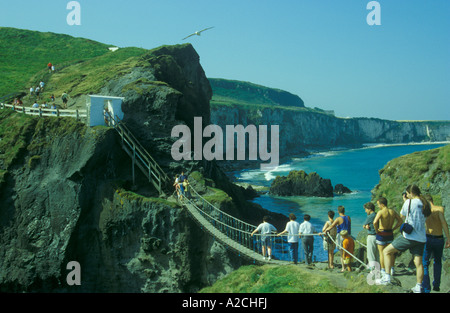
[95,44,214,175]
[270,170,334,197]
[0,44,257,293]
[211,103,450,159]
[334,184,352,195]
[101,44,211,129]
[0,114,245,292]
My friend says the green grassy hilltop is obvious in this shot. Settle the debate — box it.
[0,27,112,96]
[199,264,387,293]
[0,27,147,103]
[372,144,450,210]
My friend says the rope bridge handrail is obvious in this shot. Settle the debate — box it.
[189,187,257,232]
[182,184,369,266]
[2,99,369,266]
[326,232,369,269]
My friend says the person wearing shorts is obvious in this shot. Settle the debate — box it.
[391,236,425,257]
[374,197,402,277]
[251,216,277,260]
[377,185,431,293]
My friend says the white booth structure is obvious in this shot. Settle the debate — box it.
[87,95,125,126]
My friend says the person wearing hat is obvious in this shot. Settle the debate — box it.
[340,230,355,272]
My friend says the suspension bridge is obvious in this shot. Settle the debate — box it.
[0,100,369,267]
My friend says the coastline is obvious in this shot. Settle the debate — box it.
[361,141,450,149]
[229,142,449,243]
[222,141,449,180]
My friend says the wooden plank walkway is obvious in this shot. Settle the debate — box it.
[2,99,367,267]
[183,200,288,265]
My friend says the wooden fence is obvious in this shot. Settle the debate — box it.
[0,103,87,121]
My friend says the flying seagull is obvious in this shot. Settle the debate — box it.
[182,27,214,40]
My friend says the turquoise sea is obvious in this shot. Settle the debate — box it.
[234,143,448,262]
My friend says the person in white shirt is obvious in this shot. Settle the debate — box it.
[299,214,317,265]
[251,216,277,260]
[278,213,300,264]
[377,184,431,293]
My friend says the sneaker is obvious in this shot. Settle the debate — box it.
[432,286,440,292]
[411,284,423,293]
[375,275,391,286]
[268,256,272,261]
[262,256,266,260]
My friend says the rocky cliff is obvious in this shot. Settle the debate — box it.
[0,43,287,293]
[210,92,450,160]
[0,111,251,292]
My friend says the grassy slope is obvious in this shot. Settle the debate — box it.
[0,110,36,184]
[0,27,113,97]
[40,46,146,99]
[209,78,328,115]
[0,27,148,106]
[200,264,386,293]
[209,78,287,107]
[372,144,449,211]
[0,109,90,186]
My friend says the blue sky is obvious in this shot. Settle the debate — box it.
[1,0,449,121]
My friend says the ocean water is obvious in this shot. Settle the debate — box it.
[235,143,447,262]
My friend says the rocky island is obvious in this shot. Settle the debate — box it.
[269,170,351,197]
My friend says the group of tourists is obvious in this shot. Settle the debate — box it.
[23,63,70,110]
[251,184,449,293]
[363,184,449,293]
[173,171,190,200]
[29,81,46,100]
[251,205,354,270]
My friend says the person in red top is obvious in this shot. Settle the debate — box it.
[341,230,355,272]
[48,62,52,73]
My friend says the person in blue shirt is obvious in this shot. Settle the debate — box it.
[178,171,188,198]
[324,206,351,272]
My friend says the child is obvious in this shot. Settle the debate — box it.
[340,230,354,272]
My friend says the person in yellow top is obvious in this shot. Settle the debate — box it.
[422,195,450,293]
[340,230,354,272]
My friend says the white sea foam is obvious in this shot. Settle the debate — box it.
[238,170,261,181]
[362,141,449,150]
[263,163,297,181]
